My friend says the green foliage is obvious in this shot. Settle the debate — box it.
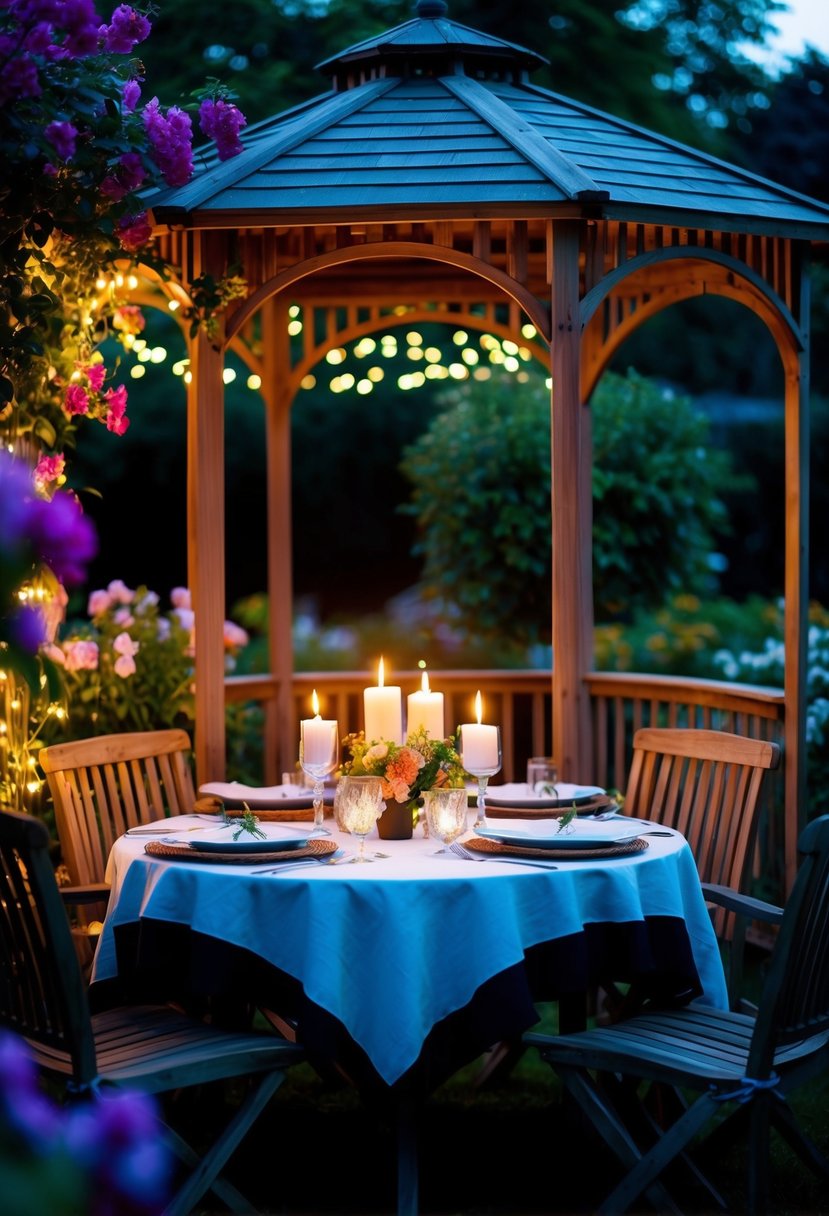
[399,370,734,648]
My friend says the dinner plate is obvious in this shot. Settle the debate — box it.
[483,782,605,809]
[198,781,333,810]
[188,825,312,853]
[475,818,643,850]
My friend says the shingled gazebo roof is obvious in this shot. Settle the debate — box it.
[149,0,829,236]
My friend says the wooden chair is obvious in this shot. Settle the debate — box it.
[524,813,829,1215]
[0,807,306,1216]
[39,729,196,928]
[622,727,781,1008]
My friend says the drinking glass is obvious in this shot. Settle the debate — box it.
[526,757,558,795]
[299,718,339,837]
[337,775,384,862]
[422,787,468,853]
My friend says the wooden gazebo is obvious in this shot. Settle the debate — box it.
[141,0,829,888]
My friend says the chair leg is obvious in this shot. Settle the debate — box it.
[163,1070,286,1216]
[396,1097,419,1216]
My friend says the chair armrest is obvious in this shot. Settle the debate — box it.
[702,882,783,926]
[59,883,111,906]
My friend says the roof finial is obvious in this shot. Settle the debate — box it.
[415,1,448,17]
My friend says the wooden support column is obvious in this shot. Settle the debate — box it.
[550,221,594,781]
[783,243,811,895]
[261,295,296,780]
[187,271,227,786]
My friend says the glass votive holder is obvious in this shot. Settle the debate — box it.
[422,786,468,849]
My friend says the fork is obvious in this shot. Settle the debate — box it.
[448,840,558,870]
[253,849,348,875]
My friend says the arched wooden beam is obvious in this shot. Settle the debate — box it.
[225,242,553,346]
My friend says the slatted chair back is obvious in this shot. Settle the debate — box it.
[0,806,307,1216]
[624,727,780,940]
[40,729,196,895]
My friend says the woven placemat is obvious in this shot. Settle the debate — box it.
[145,837,338,864]
[193,796,315,823]
[464,835,648,861]
[484,794,616,820]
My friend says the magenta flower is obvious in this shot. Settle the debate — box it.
[105,383,129,434]
[99,4,151,54]
[86,362,106,391]
[44,118,78,159]
[122,78,141,112]
[117,211,153,251]
[65,382,90,415]
[198,98,247,161]
[101,150,146,200]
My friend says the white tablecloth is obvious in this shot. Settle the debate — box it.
[93,815,728,1086]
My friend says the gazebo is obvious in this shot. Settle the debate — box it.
[140,0,829,890]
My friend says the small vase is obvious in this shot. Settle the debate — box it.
[377,797,416,840]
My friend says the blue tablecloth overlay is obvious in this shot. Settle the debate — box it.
[92,821,728,1090]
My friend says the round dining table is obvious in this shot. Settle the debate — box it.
[92,813,728,1089]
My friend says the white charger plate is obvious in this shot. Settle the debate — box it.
[186,825,312,853]
[484,782,605,809]
[475,818,642,850]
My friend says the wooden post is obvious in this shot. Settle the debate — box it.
[186,242,227,786]
[550,221,594,782]
[262,296,296,781]
[784,242,811,895]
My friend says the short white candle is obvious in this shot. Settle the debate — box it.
[301,689,337,768]
[407,670,444,740]
[364,657,403,744]
[460,691,500,773]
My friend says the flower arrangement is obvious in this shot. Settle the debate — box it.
[43,580,249,738]
[340,727,468,804]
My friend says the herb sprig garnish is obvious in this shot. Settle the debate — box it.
[557,806,577,830]
[232,806,267,841]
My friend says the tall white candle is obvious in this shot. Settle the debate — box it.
[301,689,338,769]
[407,670,444,740]
[460,691,500,773]
[364,657,403,744]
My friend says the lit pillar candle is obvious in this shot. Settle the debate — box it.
[407,670,445,740]
[460,691,500,773]
[363,657,403,744]
[301,689,338,768]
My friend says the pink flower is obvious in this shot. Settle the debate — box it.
[64,639,99,672]
[42,642,66,665]
[113,630,139,677]
[104,384,129,434]
[112,304,145,334]
[107,580,134,605]
[198,98,246,161]
[106,409,130,435]
[113,606,134,628]
[170,587,191,609]
[223,620,249,650]
[101,151,146,200]
[65,383,90,415]
[87,588,112,616]
[44,119,77,160]
[33,451,65,493]
[172,607,194,633]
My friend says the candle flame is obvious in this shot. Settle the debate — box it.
[311,688,320,716]
[378,656,385,688]
[475,690,483,724]
[421,670,430,694]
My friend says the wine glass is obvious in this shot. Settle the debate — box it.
[459,724,502,830]
[422,787,468,853]
[300,718,339,837]
[337,775,384,862]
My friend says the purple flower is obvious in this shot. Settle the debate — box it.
[58,0,100,58]
[7,602,47,652]
[198,98,247,161]
[122,78,141,112]
[143,97,193,186]
[45,119,78,160]
[99,4,151,54]
[117,211,152,251]
[0,53,41,104]
[101,150,146,199]
[24,486,98,586]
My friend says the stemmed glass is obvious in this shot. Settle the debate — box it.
[337,775,384,862]
[459,725,502,831]
[300,718,339,837]
[422,787,468,853]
